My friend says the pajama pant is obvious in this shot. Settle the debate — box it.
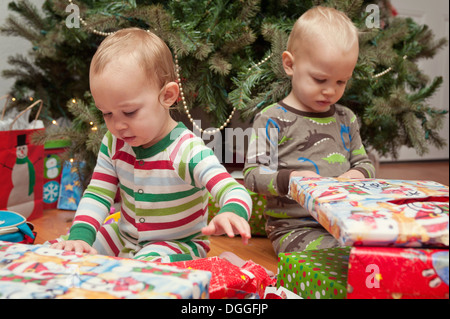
[93,223,209,263]
[49,222,209,263]
[265,216,341,255]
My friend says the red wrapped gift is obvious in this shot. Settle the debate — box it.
[347,247,449,299]
[170,257,275,299]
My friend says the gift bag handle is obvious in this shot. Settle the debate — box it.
[9,99,44,130]
[0,94,11,121]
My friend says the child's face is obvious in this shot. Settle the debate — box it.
[283,39,358,113]
[90,57,177,148]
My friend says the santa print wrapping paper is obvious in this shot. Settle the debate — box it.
[289,177,449,247]
[347,247,449,299]
[0,241,210,299]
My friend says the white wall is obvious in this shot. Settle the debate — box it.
[0,0,46,98]
[383,0,449,161]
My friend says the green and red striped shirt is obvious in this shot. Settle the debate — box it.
[69,122,252,248]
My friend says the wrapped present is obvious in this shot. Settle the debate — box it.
[347,246,449,299]
[0,241,210,299]
[208,190,267,236]
[289,177,449,247]
[278,246,449,299]
[170,256,275,299]
[264,286,303,299]
[277,247,351,299]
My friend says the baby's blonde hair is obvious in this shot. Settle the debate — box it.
[90,28,176,89]
[287,6,359,54]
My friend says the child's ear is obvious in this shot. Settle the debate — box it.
[282,51,295,77]
[161,82,179,108]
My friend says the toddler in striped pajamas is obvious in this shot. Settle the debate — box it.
[50,28,252,262]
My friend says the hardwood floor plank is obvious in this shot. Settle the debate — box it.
[378,161,449,186]
[32,209,74,245]
[208,236,278,273]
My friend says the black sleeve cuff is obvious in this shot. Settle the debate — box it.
[277,169,295,196]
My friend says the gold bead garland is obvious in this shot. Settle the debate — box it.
[68,0,114,36]
[174,53,236,135]
[174,53,273,135]
[372,55,407,78]
[248,54,272,72]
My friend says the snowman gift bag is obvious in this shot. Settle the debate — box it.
[0,99,45,220]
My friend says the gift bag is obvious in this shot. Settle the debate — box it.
[0,99,45,220]
[57,160,85,211]
[43,139,71,209]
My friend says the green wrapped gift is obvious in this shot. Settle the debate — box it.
[208,190,267,236]
[277,247,351,299]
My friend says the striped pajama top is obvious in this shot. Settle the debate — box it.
[68,122,252,250]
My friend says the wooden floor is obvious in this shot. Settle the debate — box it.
[376,160,449,186]
[31,161,449,274]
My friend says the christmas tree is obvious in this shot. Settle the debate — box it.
[1,0,447,180]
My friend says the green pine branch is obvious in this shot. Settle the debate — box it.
[1,0,45,41]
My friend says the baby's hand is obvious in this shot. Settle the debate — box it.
[338,169,365,179]
[290,170,321,179]
[50,240,98,255]
[202,212,251,245]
